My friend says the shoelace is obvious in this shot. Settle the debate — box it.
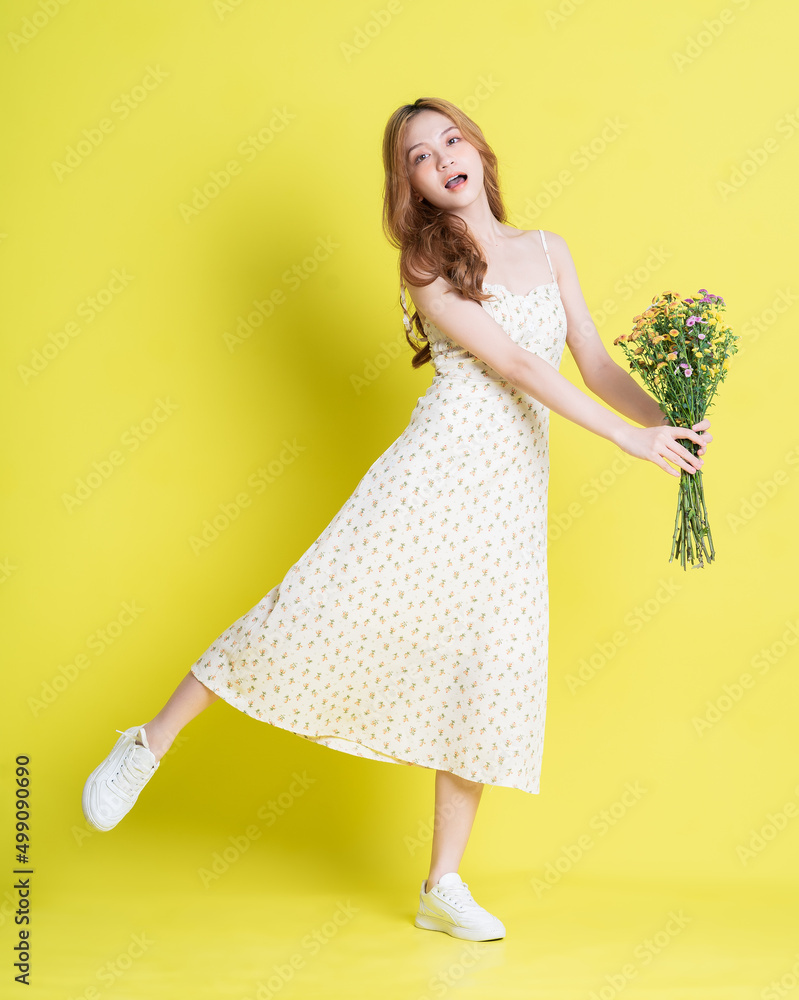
[435,881,477,913]
[109,730,155,802]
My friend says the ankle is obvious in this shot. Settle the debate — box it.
[425,868,462,893]
[139,721,174,762]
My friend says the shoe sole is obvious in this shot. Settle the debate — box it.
[414,912,505,941]
[82,756,118,832]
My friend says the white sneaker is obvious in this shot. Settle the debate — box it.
[82,725,160,831]
[415,871,506,941]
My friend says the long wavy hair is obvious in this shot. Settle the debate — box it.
[381,97,509,369]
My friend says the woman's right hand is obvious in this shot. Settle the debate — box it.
[616,419,713,478]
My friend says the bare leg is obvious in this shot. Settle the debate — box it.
[140,670,219,761]
[425,769,484,891]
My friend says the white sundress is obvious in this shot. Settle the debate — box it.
[190,229,568,794]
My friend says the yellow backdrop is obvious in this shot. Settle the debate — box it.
[3,0,797,996]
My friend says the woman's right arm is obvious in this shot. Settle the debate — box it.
[405,276,707,479]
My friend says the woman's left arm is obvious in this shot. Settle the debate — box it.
[548,233,711,454]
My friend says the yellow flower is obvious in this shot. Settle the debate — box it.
[666,351,678,361]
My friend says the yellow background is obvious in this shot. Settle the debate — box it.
[2,0,797,996]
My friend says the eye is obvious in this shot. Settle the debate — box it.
[412,134,461,165]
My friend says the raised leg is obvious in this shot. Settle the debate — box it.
[141,670,219,761]
[425,769,484,892]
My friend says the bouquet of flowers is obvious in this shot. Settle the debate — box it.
[614,290,738,570]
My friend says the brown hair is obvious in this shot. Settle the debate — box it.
[381,97,509,369]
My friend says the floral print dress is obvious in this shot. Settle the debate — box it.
[190,229,568,794]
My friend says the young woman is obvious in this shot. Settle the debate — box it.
[82,97,712,943]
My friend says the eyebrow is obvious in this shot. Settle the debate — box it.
[406,125,459,158]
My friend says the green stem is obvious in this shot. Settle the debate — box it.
[669,476,683,564]
[696,469,715,560]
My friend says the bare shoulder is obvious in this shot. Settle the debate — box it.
[527,226,568,253]
[403,272,457,326]
[539,228,567,252]
[526,228,572,280]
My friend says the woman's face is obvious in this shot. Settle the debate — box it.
[403,109,484,211]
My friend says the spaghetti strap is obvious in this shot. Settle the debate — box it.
[539,229,556,282]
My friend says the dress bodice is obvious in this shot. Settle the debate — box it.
[421,279,568,383]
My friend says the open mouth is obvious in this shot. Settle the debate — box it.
[444,174,467,190]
